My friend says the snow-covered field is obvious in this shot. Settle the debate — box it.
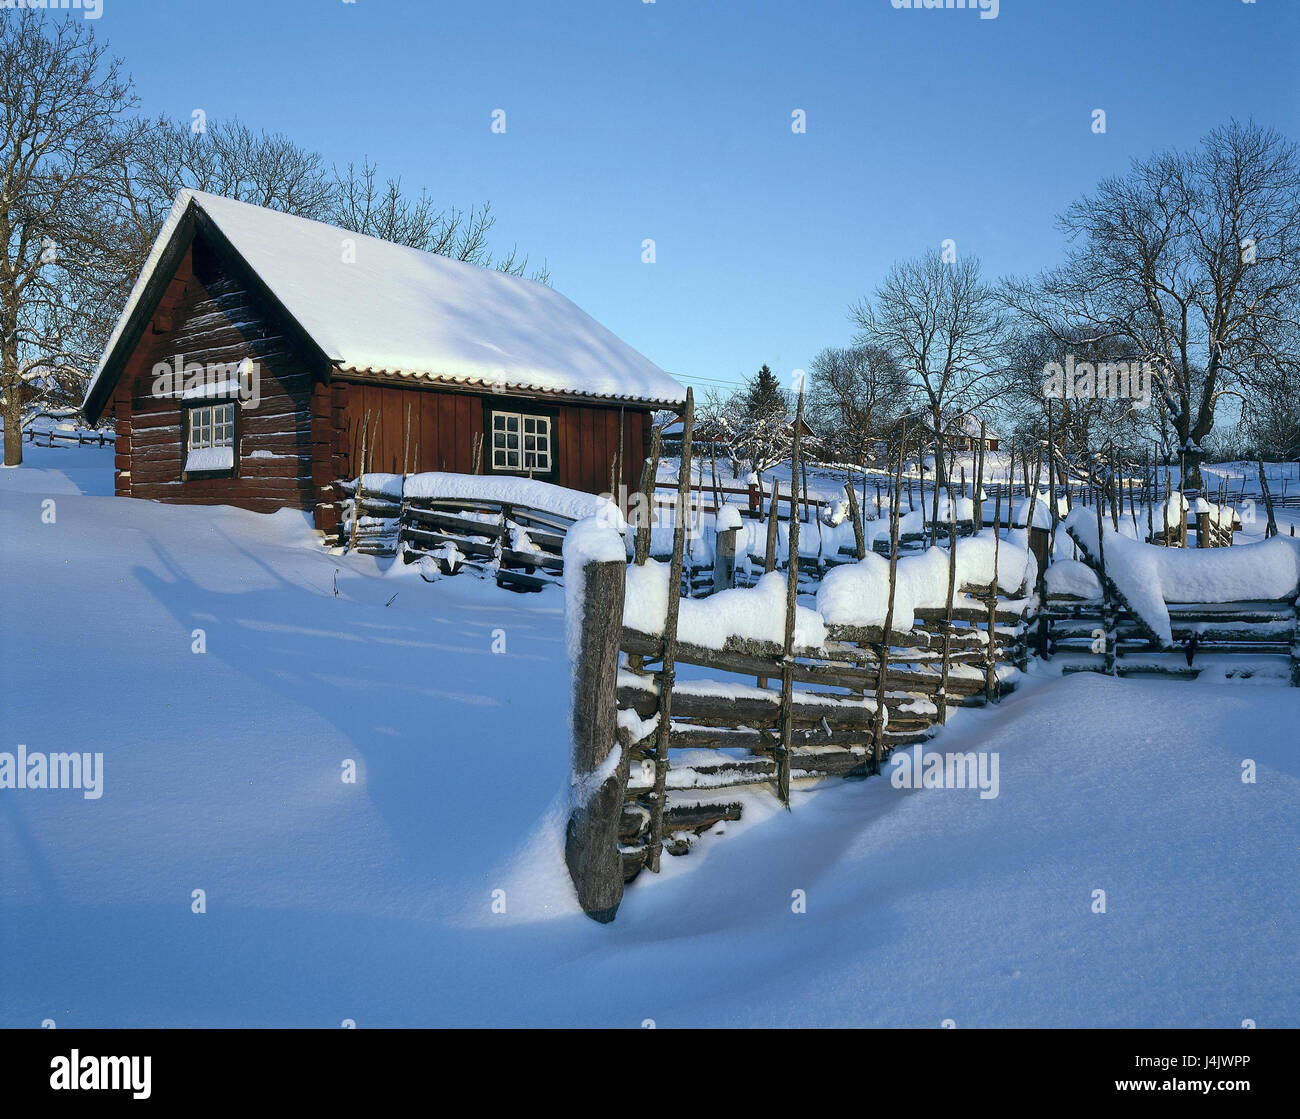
[2,443,1297,1027]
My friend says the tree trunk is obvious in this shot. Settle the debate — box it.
[2,386,21,467]
[1181,448,1206,492]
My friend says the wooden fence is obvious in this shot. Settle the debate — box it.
[337,478,573,591]
[24,427,115,448]
[399,495,568,592]
[1039,521,1300,685]
[563,552,1032,921]
[1042,592,1300,683]
[563,389,1035,921]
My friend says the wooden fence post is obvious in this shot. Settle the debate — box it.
[777,388,805,807]
[764,479,781,574]
[871,429,907,771]
[714,523,738,593]
[348,412,370,553]
[1258,460,1278,539]
[647,389,694,873]
[634,427,661,566]
[1029,524,1050,659]
[845,480,866,561]
[564,550,630,923]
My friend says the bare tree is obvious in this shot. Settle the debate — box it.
[329,160,548,281]
[999,326,1150,465]
[121,114,336,256]
[0,13,145,465]
[1003,120,1300,490]
[1242,344,1300,460]
[806,343,907,465]
[850,249,1008,489]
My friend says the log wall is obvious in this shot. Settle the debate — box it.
[106,237,322,515]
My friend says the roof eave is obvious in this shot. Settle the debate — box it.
[332,364,685,410]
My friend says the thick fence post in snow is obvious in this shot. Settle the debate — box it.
[563,521,630,923]
[1029,525,1050,659]
[713,502,740,594]
[714,526,737,593]
[845,481,866,561]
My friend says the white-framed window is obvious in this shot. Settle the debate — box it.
[491,410,552,473]
[185,402,235,473]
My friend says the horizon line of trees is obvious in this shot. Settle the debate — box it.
[693,120,1300,490]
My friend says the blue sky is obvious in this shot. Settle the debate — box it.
[94,0,1299,398]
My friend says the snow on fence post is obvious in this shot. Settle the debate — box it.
[713,504,739,594]
[985,483,1003,703]
[563,516,631,923]
[1093,478,1117,675]
[937,491,959,725]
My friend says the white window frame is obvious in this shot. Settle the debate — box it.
[185,402,236,474]
[490,410,552,474]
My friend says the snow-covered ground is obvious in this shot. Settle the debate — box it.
[2,443,1296,1026]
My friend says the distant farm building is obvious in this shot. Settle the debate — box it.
[891,408,1001,453]
[82,190,686,534]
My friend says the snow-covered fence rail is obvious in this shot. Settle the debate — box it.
[336,472,626,591]
[400,497,570,591]
[1043,512,1300,683]
[558,547,1033,918]
[559,389,1040,921]
[23,426,115,449]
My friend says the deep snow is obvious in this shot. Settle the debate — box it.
[1,443,1297,1027]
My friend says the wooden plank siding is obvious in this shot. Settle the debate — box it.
[105,235,321,515]
[338,381,650,505]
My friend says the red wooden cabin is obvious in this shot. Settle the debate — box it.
[82,190,685,535]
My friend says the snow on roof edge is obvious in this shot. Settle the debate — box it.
[85,189,687,415]
[338,363,686,407]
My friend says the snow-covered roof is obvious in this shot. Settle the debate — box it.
[901,408,1000,440]
[85,190,686,416]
